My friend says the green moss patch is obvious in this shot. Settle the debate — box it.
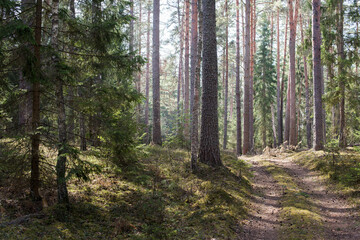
[0,146,251,239]
[262,160,323,240]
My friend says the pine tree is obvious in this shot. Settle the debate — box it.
[199,0,221,166]
[254,17,277,149]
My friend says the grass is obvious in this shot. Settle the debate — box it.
[291,148,360,207]
[0,146,252,239]
[261,160,323,240]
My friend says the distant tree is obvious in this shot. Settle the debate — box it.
[223,0,229,150]
[235,0,242,155]
[254,17,277,149]
[152,0,162,145]
[243,0,251,154]
[190,0,201,171]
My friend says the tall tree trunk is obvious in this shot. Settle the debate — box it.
[130,0,134,53]
[177,2,185,134]
[288,0,299,146]
[67,0,75,143]
[51,0,69,204]
[243,0,251,154]
[285,74,290,143]
[137,0,142,122]
[300,14,312,148]
[79,87,87,151]
[279,14,289,145]
[337,0,346,148]
[312,0,324,150]
[223,0,229,150]
[199,0,221,166]
[276,8,281,146]
[19,0,34,133]
[152,0,161,145]
[191,0,201,171]
[184,0,190,138]
[30,0,42,201]
[271,105,277,147]
[249,0,256,151]
[235,0,242,156]
[145,0,151,143]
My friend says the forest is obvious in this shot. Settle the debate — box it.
[0,0,360,238]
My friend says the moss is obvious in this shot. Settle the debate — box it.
[262,160,323,240]
[0,147,251,240]
[292,149,360,208]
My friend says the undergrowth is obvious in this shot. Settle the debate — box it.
[0,146,251,239]
[291,148,360,208]
[262,160,323,240]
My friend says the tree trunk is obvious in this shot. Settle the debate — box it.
[177,1,185,134]
[79,87,87,151]
[19,0,34,133]
[67,0,75,143]
[137,0,142,122]
[312,0,324,150]
[235,0,242,156]
[271,104,277,147]
[145,0,151,143]
[279,14,289,146]
[30,0,42,201]
[223,0,229,150]
[152,0,161,145]
[184,0,190,138]
[191,0,201,171]
[300,14,312,148]
[249,0,256,151]
[288,0,299,146]
[199,0,221,167]
[276,8,281,147]
[243,0,251,154]
[51,0,69,205]
[130,0,134,53]
[337,0,346,148]
[285,74,290,143]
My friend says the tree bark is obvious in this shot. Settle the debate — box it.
[223,0,229,150]
[30,0,42,201]
[51,0,69,204]
[300,14,312,148]
[276,8,281,147]
[312,0,324,150]
[243,0,251,154]
[288,0,299,146]
[279,14,289,146]
[235,0,242,156]
[337,0,346,148]
[249,0,256,151]
[191,0,201,171]
[19,0,34,133]
[236,0,242,155]
[184,0,190,138]
[152,0,161,145]
[67,0,75,143]
[145,0,151,143]
[177,1,185,134]
[199,0,221,167]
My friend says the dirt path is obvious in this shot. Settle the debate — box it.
[239,157,282,240]
[241,154,360,240]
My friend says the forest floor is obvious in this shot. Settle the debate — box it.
[0,146,252,240]
[1,146,360,239]
[240,150,360,240]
